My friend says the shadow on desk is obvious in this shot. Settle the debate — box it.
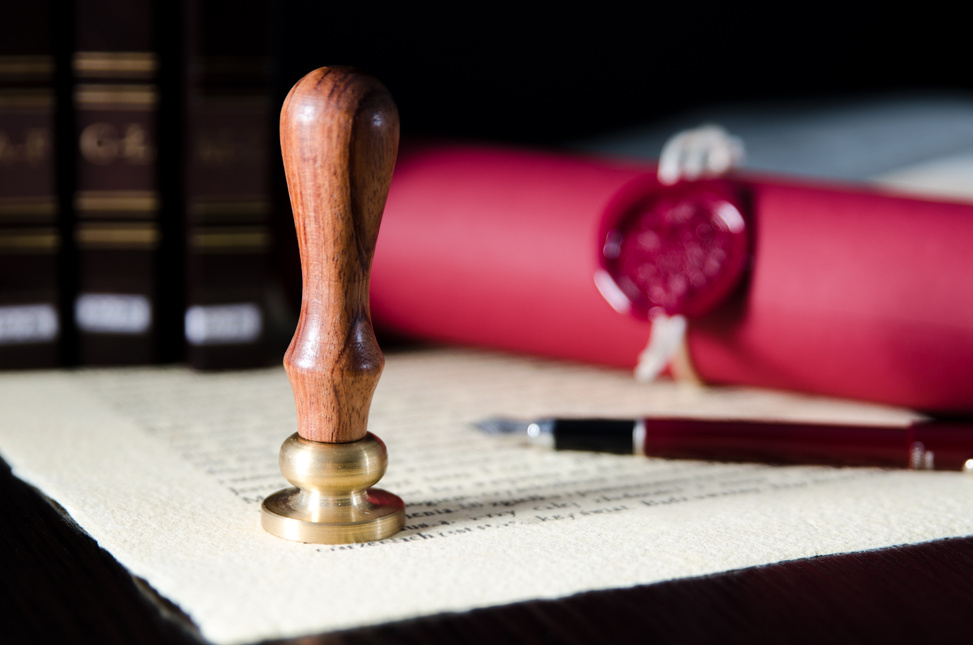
[2,458,970,645]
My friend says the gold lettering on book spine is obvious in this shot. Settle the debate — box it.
[79,122,155,166]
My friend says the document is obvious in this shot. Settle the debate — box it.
[3,348,973,644]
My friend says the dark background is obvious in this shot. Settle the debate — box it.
[271,3,968,146]
[264,2,971,338]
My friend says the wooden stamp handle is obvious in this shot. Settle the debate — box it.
[280,67,399,443]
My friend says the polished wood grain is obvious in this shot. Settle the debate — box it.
[279,67,399,443]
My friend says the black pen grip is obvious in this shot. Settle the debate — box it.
[552,419,636,454]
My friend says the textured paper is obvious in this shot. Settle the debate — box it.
[3,348,973,643]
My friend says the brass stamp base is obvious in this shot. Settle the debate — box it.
[261,487,405,544]
[261,432,405,544]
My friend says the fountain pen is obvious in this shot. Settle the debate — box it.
[474,417,973,472]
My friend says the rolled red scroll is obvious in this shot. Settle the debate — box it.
[370,141,973,413]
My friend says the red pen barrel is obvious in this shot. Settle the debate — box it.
[642,419,911,468]
[911,421,973,471]
[642,419,973,470]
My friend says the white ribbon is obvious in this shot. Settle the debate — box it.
[634,125,744,382]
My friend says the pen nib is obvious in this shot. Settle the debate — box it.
[472,417,530,435]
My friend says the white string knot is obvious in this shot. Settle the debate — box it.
[635,124,744,382]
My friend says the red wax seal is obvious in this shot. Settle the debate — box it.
[596,178,749,320]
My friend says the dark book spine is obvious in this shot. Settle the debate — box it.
[181,0,276,369]
[71,0,179,365]
[0,3,62,368]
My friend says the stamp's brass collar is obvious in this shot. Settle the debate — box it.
[261,433,405,544]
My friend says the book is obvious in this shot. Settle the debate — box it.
[0,2,62,368]
[71,0,181,365]
[180,0,276,370]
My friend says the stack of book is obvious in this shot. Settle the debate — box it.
[0,0,284,370]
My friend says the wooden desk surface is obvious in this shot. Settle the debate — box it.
[3,458,972,644]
